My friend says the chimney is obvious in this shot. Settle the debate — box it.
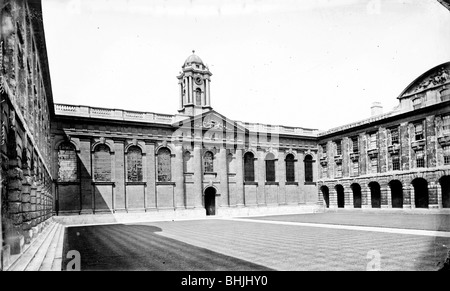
[371,101,383,117]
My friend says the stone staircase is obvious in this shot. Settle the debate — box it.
[6,220,65,271]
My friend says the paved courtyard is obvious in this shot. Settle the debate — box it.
[62,212,450,271]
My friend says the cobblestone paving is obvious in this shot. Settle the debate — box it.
[242,212,450,231]
[149,217,450,271]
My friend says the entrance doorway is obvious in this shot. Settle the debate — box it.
[204,187,216,216]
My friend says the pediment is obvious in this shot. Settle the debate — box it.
[399,62,450,98]
[172,110,246,132]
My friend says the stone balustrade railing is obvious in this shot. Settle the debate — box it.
[55,104,174,124]
[55,103,318,136]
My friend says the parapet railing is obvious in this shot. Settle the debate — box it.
[55,104,174,124]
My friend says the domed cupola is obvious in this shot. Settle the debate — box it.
[177,50,213,115]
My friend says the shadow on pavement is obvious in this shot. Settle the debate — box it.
[62,223,273,271]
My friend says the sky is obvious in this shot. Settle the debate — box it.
[41,0,450,131]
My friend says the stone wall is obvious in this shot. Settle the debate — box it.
[0,0,54,270]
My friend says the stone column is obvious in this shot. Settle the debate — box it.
[173,143,185,209]
[277,154,286,205]
[193,144,203,208]
[403,185,412,208]
[235,148,245,206]
[386,186,392,208]
[329,187,337,208]
[114,141,125,212]
[437,185,443,209]
[361,185,371,208]
[145,142,156,210]
[30,181,37,235]
[36,184,42,229]
[428,181,439,209]
[381,186,389,208]
[21,165,32,244]
[256,150,265,205]
[218,147,229,206]
[79,139,93,214]
[344,186,354,209]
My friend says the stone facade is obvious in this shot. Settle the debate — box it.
[317,63,450,210]
[0,0,54,269]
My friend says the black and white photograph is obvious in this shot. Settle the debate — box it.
[1,0,450,277]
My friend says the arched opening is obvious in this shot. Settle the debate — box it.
[336,185,345,208]
[369,182,381,208]
[244,152,255,182]
[412,178,429,208]
[389,180,403,208]
[204,187,216,216]
[304,155,313,183]
[351,183,362,208]
[440,176,450,208]
[265,153,276,182]
[204,151,214,173]
[285,154,295,182]
[321,186,330,208]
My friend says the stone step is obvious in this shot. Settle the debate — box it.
[52,224,66,271]
[39,223,64,271]
[7,221,57,271]
[25,222,61,271]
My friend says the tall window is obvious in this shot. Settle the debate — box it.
[204,151,214,172]
[352,161,359,176]
[127,146,143,182]
[321,164,328,178]
[352,137,359,153]
[391,129,399,145]
[392,155,400,171]
[244,152,255,182]
[304,155,313,182]
[336,141,342,155]
[443,114,450,135]
[285,154,295,182]
[444,146,450,165]
[369,132,377,149]
[265,153,276,182]
[416,150,425,168]
[335,163,342,178]
[414,123,424,141]
[57,142,78,182]
[157,148,171,182]
[370,158,378,174]
[195,88,201,105]
[93,144,111,182]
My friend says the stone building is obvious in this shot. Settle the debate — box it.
[51,51,320,217]
[1,0,449,272]
[317,63,450,210]
[1,0,54,267]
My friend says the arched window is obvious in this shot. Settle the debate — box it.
[285,154,295,182]
[127,146,143,182]
[157,147,171,182]
[204,151,214,172]
[195,88,202,105]
[265,153,276,182]
[304,155,313,183]
[244,152,255,182]
[57,142,78,182]
[93,144,111,182]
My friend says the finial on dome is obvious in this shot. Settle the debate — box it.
[192,50,195,54]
